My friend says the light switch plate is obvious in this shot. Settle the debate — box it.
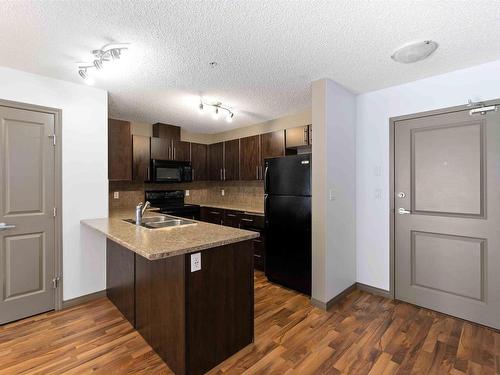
[185,189,190,197]
[113,191,120,199]
[221,189,225,196]
[191,252,201,272]
[329,188,336,201]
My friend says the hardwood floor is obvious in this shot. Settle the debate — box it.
[0,272,499,374]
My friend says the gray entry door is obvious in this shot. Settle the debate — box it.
[395,105,500,329]
[0,105,56,324]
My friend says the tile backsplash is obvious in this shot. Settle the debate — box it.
[109,180,264,212]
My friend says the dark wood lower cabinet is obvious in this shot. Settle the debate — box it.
[199,208,266,271]
[106,239,135,326]
[106,239,254,375]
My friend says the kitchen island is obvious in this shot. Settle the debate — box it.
[82,212,258,375]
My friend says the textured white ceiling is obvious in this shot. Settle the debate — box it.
[2,1,500,133]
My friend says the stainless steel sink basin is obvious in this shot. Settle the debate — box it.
[123,215,196,229]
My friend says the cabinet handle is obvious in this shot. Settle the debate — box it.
[303,127,308,143]
[210,211,221,215]
[256,166,259,180]
[192,168,195,181]
[147,167,150,181]
[173,147,176,160]
[241,218,253,222]
[223,168,226,181]
[226,213,237,217]
[220,169,223,181]
[254,254,262,258]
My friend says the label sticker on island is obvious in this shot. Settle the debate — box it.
[191,252,201,272]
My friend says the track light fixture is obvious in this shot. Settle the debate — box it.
[77,43,130,84]
[198,100,235,122]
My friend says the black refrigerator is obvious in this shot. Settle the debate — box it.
[264,154,311,295]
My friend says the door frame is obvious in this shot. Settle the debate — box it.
[0,99,63,311]
[389,99,500,300]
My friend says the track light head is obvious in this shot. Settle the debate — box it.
[199,102,204,111]
[78,69,88,79]
[93,59,104,70]
[110,48,121,60]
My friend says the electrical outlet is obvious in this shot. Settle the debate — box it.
[185,189,190,197]
[221,189,225,196]
[113,192,120,199]
[374,188,382,200]
[191,253,201,272]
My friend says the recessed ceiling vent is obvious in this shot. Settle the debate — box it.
[391,40,438,64]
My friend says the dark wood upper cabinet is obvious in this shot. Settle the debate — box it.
[132,135,151,182]
[240,135,261,180]
[208,142,224,181]
[152,123,181,141]
[172,140,191,161]
[223,139,239,181]
[191,143,208,181]
[285,125,310,148]
[108,119,132,181]
[261,130,285,166]
[150,137,171,160]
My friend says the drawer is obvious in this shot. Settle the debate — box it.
[254,253,264,271]
[239,213,264,229]
[200,207,223,225]
[223,210,241,228]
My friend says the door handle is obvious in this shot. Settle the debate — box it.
[264,166,269,191]
[398,208,411,215]
[0,223,16,231]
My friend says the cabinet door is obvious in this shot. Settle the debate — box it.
[285,125,309,148]
[208,142,224,181]
[150,137,171,160]
[132,135,151,182]
[240,135,260,180]
[191,143,208,181]
[152,123,181,140]
[108,119,132,181]
[260,130,284,174]
[172,140,190,161]
[223,139,239,181]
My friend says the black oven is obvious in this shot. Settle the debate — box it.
[150,159,192,183]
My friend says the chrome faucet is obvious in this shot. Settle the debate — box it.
[135,201,151,225]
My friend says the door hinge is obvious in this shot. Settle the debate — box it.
[52,276,61,289]
[48,134,56,146]
[53,207,57,217]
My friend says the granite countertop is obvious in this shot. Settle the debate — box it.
[192,202,264,215]
[81,210,259,260]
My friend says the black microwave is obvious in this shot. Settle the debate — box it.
[150,159,192,183]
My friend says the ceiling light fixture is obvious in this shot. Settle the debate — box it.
[391,40,438,64]
[77,43,130,83]
[198,99,235,122]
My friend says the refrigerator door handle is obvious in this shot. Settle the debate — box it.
[264,194,269,225]
[264,166,269,192]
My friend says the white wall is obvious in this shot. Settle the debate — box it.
[0,66,108,301]
[312,79,356,304]
[356,59,500,291]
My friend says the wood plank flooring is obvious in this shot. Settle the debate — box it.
[1,271,499,374]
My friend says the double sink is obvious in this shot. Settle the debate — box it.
[123,215,196,229]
